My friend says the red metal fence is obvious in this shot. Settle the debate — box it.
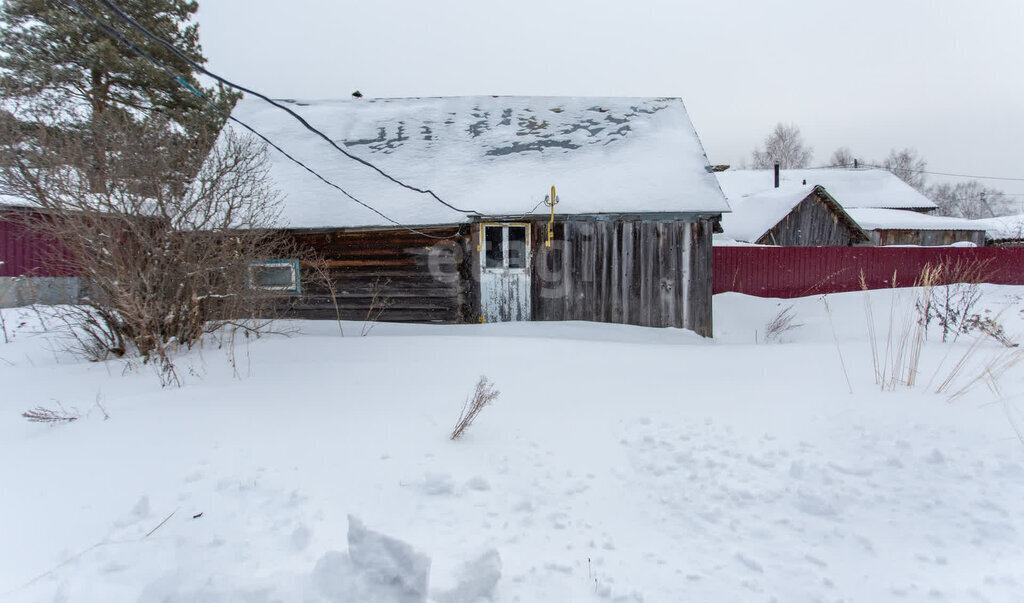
[713,246,1024,298]
[0,209,75,277]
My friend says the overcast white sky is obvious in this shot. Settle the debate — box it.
[195,0,1024,200]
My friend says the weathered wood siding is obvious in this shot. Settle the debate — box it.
[756,191,866,247]
[532,217,715,336]
[287,227,474,323]
[868,229,987,247]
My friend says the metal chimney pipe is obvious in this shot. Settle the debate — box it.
[774,163,780,188]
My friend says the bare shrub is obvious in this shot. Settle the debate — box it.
[0,112,296,385]
[916,258,994,342]
[307,258,344,336]
[763,305,802,343]
[22,404,79,423]
[361,277,392,337]
[450,376,500,440]
[963,313,1018,348]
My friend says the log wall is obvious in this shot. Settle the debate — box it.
[287,227,474,323]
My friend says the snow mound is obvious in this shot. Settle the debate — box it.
[432,549,502,603]
[313,516,431,603]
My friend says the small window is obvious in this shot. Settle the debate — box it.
[248,259,301,294]
[484,226,503,268]
[507,226,527,269]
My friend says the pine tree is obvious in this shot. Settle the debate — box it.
[1,0,235,126]
[0,0,238,187]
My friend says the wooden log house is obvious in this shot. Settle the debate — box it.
[231,96,730,336]
[716,184,869,246]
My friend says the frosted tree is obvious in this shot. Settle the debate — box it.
[828,146,861,168]
[881,148,928,191]
[929,180,1014,219]
[750,123,813,169]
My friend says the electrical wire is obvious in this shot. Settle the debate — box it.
[62,0,466,240]
[800,162,1024,184]
[92,0,479,216]
[858,164,1024,183]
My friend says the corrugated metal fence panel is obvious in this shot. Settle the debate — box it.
[0,211,76,277]
[713,247,1024,298]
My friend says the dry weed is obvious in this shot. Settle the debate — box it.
[763,305,802,343]
[451,376,500,440]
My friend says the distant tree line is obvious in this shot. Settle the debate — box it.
[748,123,1015,219]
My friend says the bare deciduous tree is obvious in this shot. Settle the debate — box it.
[881,147,927,191]
[750,123,813,169]
[0,110,296,384]
[828,146,861,168]
[928,180,1013,219]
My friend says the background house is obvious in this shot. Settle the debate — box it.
[845,208,987,246]
[232,95,729,335]
[718,168,938,213]
[973,214,1024,246]
[715,167,989,246]
[715,183,868,246]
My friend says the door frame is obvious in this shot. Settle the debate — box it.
[478,222,532,322]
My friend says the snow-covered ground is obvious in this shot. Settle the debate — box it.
[2,287,1024,602]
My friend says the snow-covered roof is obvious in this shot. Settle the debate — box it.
[716,168,937,211]
[229,96,730,229]
[846,208,985,231]
[971,214,1024,241]
[719,185,816,242]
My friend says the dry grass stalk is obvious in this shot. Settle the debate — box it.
[861,271,881,384]
[868,265,936,391]
[904,264,942,387]
[763,305,802,343]
[821,296,853,394]
[450,376,500,440]
[1002,399,1024,446]
[932,335,988,395]
[946,348,1024,403]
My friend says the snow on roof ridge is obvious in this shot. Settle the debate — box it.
[846,208,986,231]
[716,167,937,211]
[232,95,728,228]
[970,213,1024,241]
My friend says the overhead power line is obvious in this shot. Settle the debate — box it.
[856,163,1024,183]
[92,0,478,216]
[62,0,466,240]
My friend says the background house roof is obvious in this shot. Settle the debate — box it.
[719,184,866,244]
[230,96,730,229]
[716,185,868,244]
[716,168,938,212]
[971,214,1024,241]
[718,185,815,242]
[845,208,985,231]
